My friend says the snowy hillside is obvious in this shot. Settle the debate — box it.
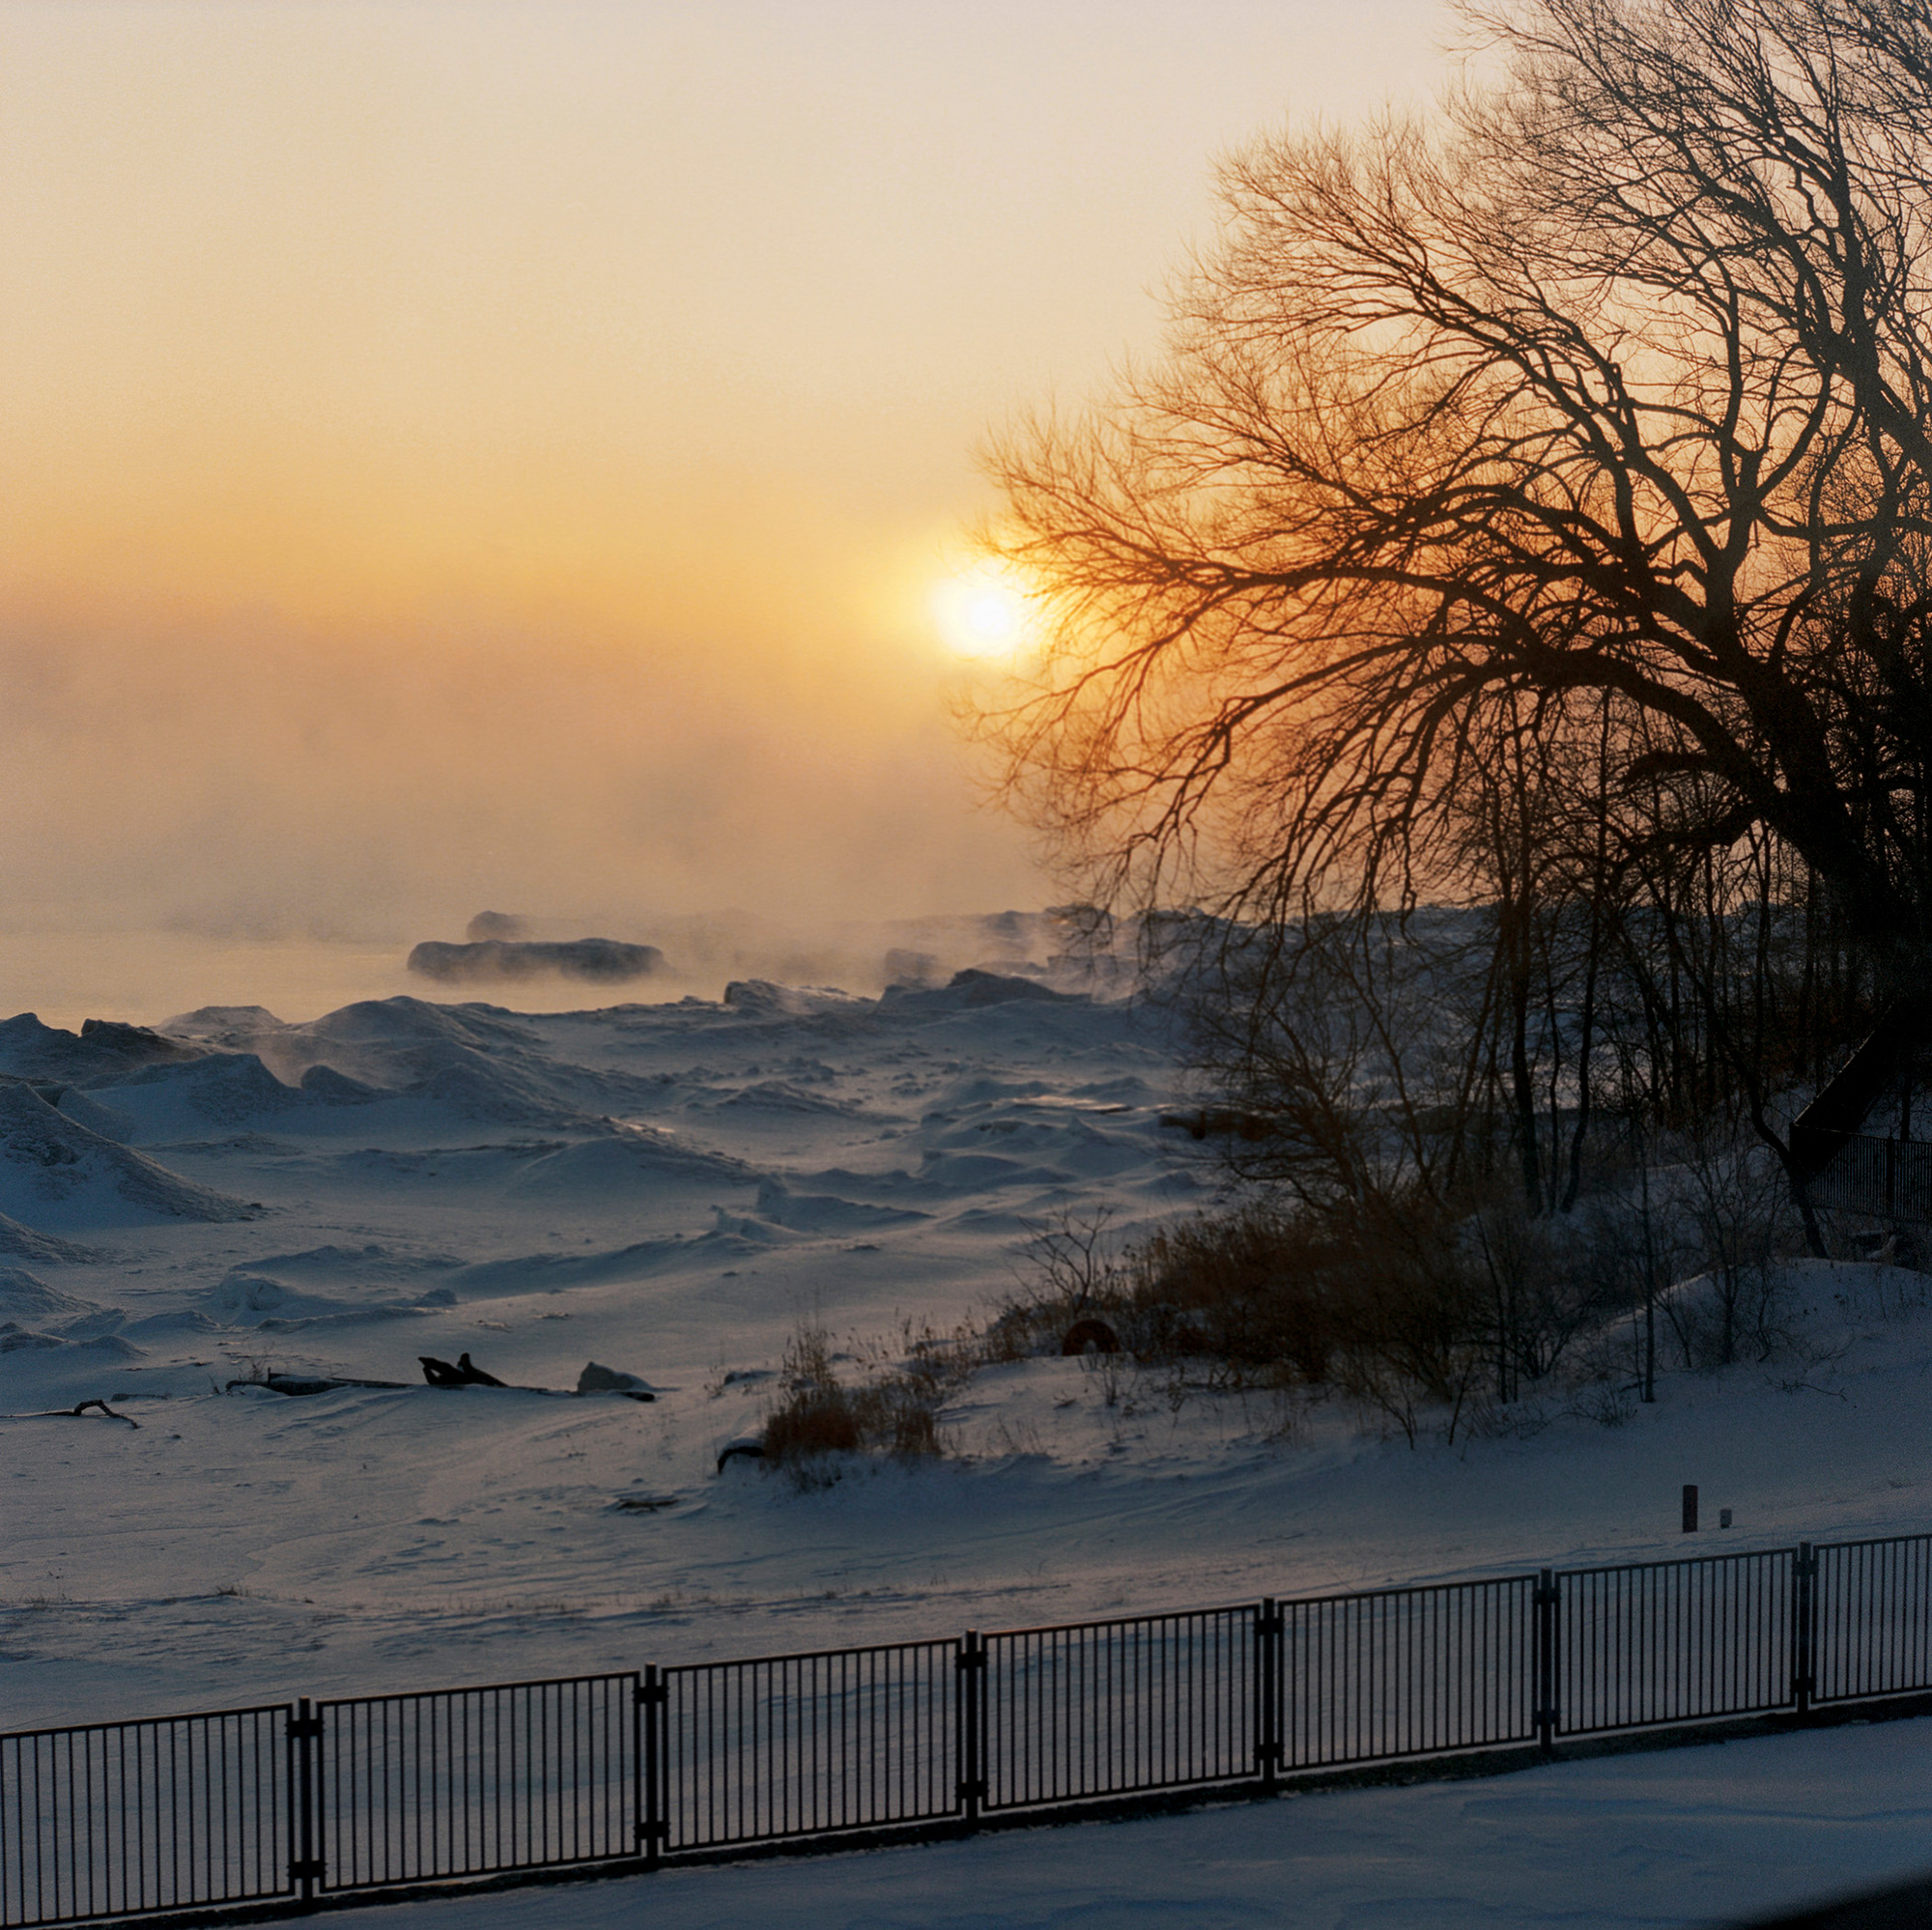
[3,968,1932,1743]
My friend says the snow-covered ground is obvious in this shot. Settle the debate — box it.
[5,967,1932,1725]
[298,1717,1932,1928]
[4,941,1932,1925]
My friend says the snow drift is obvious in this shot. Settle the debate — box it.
[0,1078,255,1226]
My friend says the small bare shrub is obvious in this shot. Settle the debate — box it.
[1672,1129,1800,1366]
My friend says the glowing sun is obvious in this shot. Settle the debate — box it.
[932,560,1036,658]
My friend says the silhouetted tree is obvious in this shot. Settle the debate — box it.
[985,0,1932,976]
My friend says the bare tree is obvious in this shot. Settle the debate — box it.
[983,0,1932,979]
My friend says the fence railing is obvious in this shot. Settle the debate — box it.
[7,1532,1932,1926]
[1797,1128,1932,1222]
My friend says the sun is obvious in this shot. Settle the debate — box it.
[931,559,1037,659]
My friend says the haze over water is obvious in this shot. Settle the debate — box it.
[0,0,1449,1022]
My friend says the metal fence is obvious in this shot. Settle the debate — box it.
[663,1640,955,1851]
[8,1532,1932,1926]
[313,1675,638,1893]
[1800,1129,1932,1222]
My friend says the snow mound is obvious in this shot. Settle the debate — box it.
[0,1079,256,1227]
[0,1267,102,1325]
[77,1053,306,1140]
[120,1308,225,1338]
[922,1109,1151,1179]
[160,1005,285,1046]
[500,1130,750,1196]
[913,1149,1070,1191]
[576,1361,655,1394]
[74,1333,144,1357]
[245,1241,458,1283]
[198,997,539,1089]
[201,1270,433,1328]
[193,997,651,1130]
[882,969,1082,1010]
[400,1060,592,1128]
[0,1012,205,1084]
[298,1064,383,1101]
[0,1324,62,1353]
[713,1080,867,1117]
[448,1239,684,1297]
[753,1178,928,1234]
[709,1206,807,1243]
[0,1325,142,1359]
[0,1211,97,1264]
[49,1089,140,1142]
[296,996,541,1057]
[722,980,867,1017]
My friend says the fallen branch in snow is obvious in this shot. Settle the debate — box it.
[229,1376,410,1398]
[1776,1378,1850,1401]
[2,1398,139,1428]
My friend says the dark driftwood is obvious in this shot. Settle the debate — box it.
[229,1376,410,1398]
[418,1352,508,1388]
[2,1398,139,1428]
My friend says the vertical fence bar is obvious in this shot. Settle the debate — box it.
[637,1668,665,1872]
[1792,1543,1816,1720]
[1255,1599,1283,1794]
[1534,1570,1557,1754]
[955,1634,984,1831]
[289,1700,320,1905]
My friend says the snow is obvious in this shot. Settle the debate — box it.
[0,1078,255,1226]
[293,1717,1932,1928]
[4,953,1932,1920]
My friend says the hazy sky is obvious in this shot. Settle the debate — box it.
[1,0,1452,942]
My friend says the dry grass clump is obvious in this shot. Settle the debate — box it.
[759,1319,957,1474]
[987,1197,1593,1444]
[987,1146,1824,1448]
[988,1203,1339,1391]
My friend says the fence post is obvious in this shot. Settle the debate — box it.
[287,1697,323,1906]
[955,1632,986,1831]
[1533,1571,1558,1755]
[1792,1543,1817,1720]
[1255,1598,1284,1794]
[635,1667,668,1871]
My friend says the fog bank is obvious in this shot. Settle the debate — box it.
[0,601,1046,952]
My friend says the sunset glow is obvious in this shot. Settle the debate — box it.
[0,0,1447,941]
[932,561,1037,659]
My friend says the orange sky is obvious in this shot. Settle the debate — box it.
[0,0,1450,941]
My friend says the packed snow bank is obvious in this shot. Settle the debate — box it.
[0,1212,95,1263]
[0,1267,102,1325]
[149,996,673,1131]
[0,1012,204,1082]
[285,1717,1932,1930]
[0,1079,255,1225]
[64,1053,315,1142]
